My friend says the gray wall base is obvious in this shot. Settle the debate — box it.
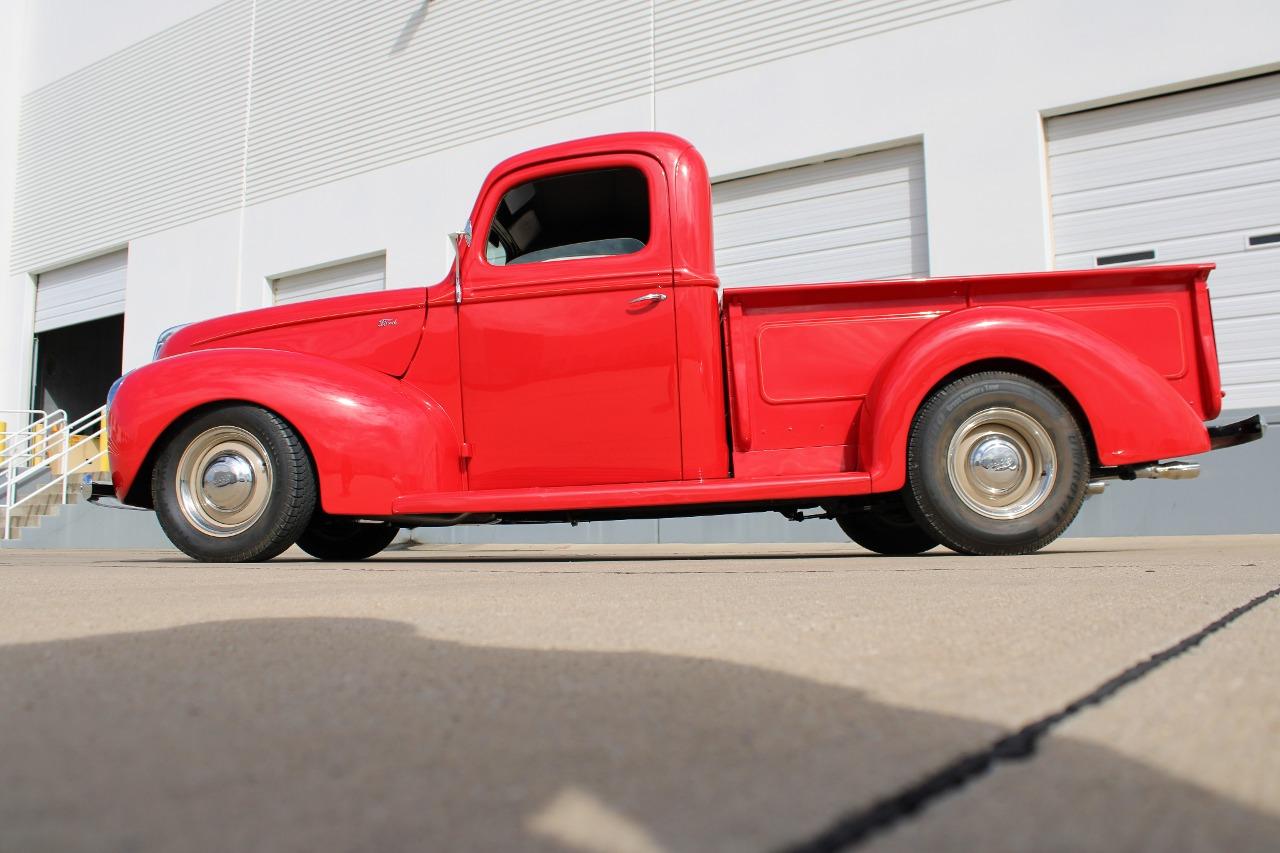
[1,499,173,550]
[416,408,1279,545]
[8,411,1274,549]
[1067,408,1277,536]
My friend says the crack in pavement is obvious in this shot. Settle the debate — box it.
[776,583,1280,853]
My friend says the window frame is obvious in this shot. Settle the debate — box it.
[462,152,671,301]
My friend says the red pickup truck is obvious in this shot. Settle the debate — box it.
[107,132,1263,562]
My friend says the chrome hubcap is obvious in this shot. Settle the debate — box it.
[201,454,255,511]
[176,426,272,537]
[968,436,1023,493]
[947,407,1056,520]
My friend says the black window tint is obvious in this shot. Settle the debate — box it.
[486,167,649,266]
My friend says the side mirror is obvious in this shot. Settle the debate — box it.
[447,223,471,305]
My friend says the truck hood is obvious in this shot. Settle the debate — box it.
[157,287,428,377]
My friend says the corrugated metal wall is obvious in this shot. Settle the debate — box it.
[244,0,653,206]
[11,0,253,273]
[654,0,1008,88]
[11,0,1002,276]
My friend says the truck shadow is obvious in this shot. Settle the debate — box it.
[128,545,1129,565]
[2,619,1272,852]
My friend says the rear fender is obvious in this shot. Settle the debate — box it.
[860,306,1210,492]
[109,348,463,514]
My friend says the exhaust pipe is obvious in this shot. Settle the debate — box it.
[1128,461,1200,480]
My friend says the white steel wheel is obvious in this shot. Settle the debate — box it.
[906,371,1088,556]
[945,407,1057,521]
[153,405,316,562]
[175,426,274,537]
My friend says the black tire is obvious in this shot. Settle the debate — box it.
[905,371,1088,556]
[297,516,399,561]
[835,501,938,555]
[152,405,317,562]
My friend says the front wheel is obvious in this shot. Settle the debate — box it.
[297,516,399,561]
[906,371,1088,556]
[153,405,317,562]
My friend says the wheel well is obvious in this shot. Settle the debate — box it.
[919,358,1100,468]
[123,400,319,508]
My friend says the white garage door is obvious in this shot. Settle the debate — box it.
[272,254,386,305]
[1048,73,1280,409]
[712,144,928,288]
[35,250,127,333]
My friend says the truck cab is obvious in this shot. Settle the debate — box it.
[442,135,725,490]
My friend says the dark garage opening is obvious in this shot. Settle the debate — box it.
[33,314,124,422]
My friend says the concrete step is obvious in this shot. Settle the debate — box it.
[3,490,80,540]
[0,493,169,549]
[1,466,56,502]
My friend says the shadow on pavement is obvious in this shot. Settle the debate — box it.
[118,545,1127,566]
[1,619,1272,852]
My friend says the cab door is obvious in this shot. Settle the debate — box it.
[457,153,681,491]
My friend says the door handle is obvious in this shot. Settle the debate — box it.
[629,292,668,304]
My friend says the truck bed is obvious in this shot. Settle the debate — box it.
[722,264,1220,484]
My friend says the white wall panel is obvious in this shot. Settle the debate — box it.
[1048,73,1280,409]
[18,0,230,94]
[244,0,651,206]
[11,0,252,275]
[0,0,25,410]
[712,145,927,287]
[654,0,1008,89]
[272,254,386,305]
[35,250,127,333]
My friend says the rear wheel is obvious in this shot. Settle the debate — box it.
[297,516,399,561]
[906,371,1088,556]
[835,500,938,555]
[153,405,316,562]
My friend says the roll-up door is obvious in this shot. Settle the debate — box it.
[272,254,386,305]
[34,250,127,333]
[1048,73,1280,409]
[711,144,928,288]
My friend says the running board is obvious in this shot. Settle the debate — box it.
[392,471,872,516]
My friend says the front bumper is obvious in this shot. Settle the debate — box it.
[1207,414,1266,451]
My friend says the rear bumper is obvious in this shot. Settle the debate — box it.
[1092,414,1264,487]
[1207,414,1266,451]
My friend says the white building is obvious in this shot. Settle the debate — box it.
[2,0,1277,546]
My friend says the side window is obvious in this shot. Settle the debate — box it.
[486,167,649,266]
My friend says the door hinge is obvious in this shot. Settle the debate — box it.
[460,442,473,461]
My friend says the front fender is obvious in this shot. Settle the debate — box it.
[109,348,464,514]
[860,306,1210,492]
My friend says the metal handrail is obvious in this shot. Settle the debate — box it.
[2,407,99,478]
[0,409,106,456]
[0,409,48,423]
[0,408,60,444]
[2,404,108,540]
[64,407,104,434]
[8,421,64,462]
[0,409,49,424]
[0,409,67,467]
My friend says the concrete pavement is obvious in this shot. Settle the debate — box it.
[1,536,1278,851]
